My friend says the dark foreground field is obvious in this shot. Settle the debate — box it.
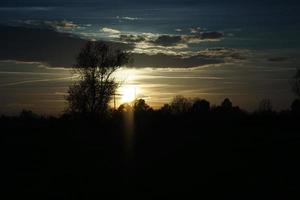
[1,108,300,199]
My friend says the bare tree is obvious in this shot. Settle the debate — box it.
[66,41,130,116]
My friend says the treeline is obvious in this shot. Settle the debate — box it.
[1,95,300,198]
[118,96,300,116]
[3,95,300,120]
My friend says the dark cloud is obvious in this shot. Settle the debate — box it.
[133,53,223,68]
[0,25,132,67]
[268,57,288,62]
[147,32,224,47]
[9,20,80,31]
[116,28,224,48]
[197,48,247,61]
[119,34,146,43]
[151,35,182,46]
[200,31,224,40]
[0,25,225,68]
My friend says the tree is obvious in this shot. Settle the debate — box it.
[133,99,152,113]
[66,41,130,116]
[19,109,39,119]
[192,98,210,113]
[221,98,233,110]
[170,95,192,114]
[160,103,172,114]
[258,99,273,113]
[292,69,300,98]
[117,103,133,113]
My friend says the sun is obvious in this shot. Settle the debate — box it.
[120,85,138,103]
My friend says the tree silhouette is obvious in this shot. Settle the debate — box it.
[160,103,172,114]
[66,41,130,116]
[221,98,233,110]
[118,103,133,113]
[192,98,210,113]
[170,95,192,114]
[133,99,152,113]
[258,99,273,113]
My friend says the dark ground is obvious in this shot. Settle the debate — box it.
[1,108,300,199]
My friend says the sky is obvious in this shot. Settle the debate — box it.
[1,0,299,6]
[0,0,300,115]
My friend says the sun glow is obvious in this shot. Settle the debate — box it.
[120,85,138,103]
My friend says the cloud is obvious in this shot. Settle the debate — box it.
[0,7,53,11]
[268,57,288,62]
[147,32,224,46]
[151,35,182,46]
[168,32,224,44]
[25,20,80,30]
[0,25,230,69]
[151,32,223,46]
[133,41,189,56]
[132,53,223,68]
[201,31,224,40]
[12,20,80,31]
[0,25,87,67]
[0,76,77,87]
[116,16,140,21]
[119,31,224,48]
[181,35,202,44]
[101,27,121,35]
[120,32,159,42]
[190,27,202,34]
[116,30,226,61]
[119,34,146,43]
[48,20,79,30]
[197,48,248,61]
[0,25,132,67]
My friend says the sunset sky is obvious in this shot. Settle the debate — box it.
[0,0,300,115]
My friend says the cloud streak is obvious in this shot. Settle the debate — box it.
[101,27,121,34]
[11,20,80,31]
[0,75,78,87]
[115,16,140,21]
